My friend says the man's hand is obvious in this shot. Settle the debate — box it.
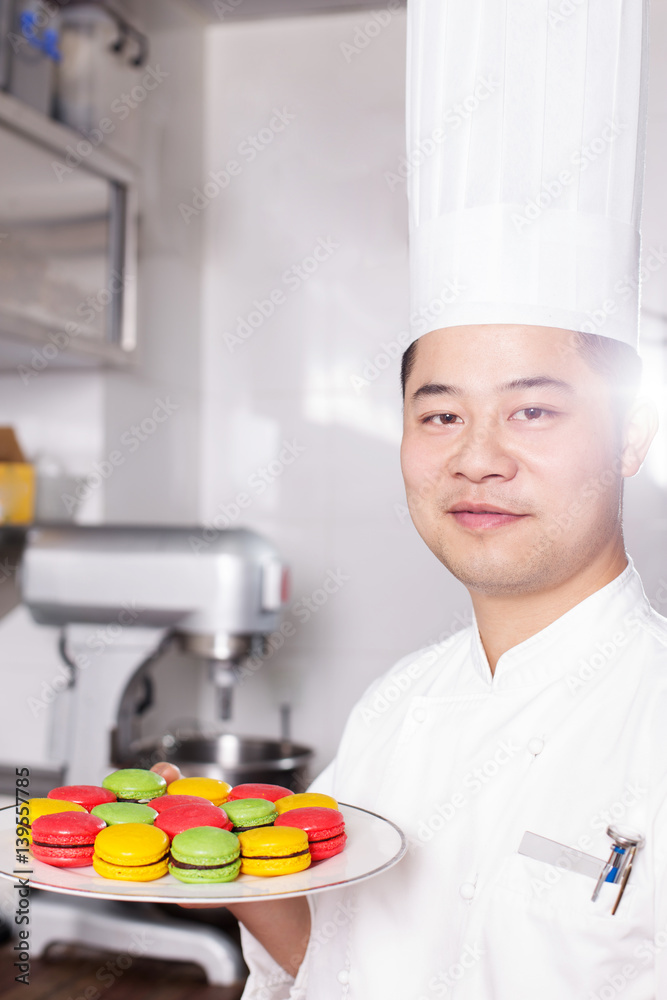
[150,761,182,786]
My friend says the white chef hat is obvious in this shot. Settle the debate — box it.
[407,0,649,348]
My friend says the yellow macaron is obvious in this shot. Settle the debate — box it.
[274,792,338,815]
[238,826,311,877]
[92,823,169,881]
[167,777,231,806]
[26,799,86,844]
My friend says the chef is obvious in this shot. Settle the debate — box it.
[157,0,667,996]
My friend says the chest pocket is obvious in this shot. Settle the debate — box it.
[491,850,640,924]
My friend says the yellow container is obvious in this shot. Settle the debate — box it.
[0,429,34,524]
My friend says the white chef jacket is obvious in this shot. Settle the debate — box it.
[240,559,667,999]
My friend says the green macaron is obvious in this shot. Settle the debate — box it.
[222,798,277,833]
[169,827,241,883]
[91,802,158,825]
[102,769,166,803]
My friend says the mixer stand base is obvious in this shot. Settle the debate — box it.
[30,891,247,986]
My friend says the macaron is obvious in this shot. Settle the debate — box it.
[47,785,116,812]
[148,794,211,814]
[275,807,347,861]
[238,826,311,877]
[274,792,338,815]
[155,804,233,840]
[102,769,166,803]
[91,802,157,826]
[169,827,241,883]
[27,799,86,844]
[228,783,294,803]
[48,785,116,812]
[31,812,106,867]
[222,798,277,833]
[167,777,231,806]
[92,823,169,881]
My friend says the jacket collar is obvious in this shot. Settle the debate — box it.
[468,557,652,690]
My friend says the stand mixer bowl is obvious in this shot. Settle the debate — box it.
[116,732,313,794]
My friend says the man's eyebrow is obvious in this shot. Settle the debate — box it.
[500,376,574,394]
[410,375,574,405]
[409,382,461,403]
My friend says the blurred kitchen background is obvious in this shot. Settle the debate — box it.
[1,0,667,792]
[0,0,664,991]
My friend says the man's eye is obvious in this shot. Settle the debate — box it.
[513,407,549,421]
[424,413,462,425]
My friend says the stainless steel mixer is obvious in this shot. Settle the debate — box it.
[18,523,311,983]
[20,524,309,786]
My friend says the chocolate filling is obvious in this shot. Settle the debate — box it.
[310,832,345,844]
[32,841,94,849]
[232,821,275,833]
[95,853,168,867]
[169,853,239,871]
[244,848,310,861]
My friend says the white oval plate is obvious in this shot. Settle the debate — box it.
[0,804,406,903]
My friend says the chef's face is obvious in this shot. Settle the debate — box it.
[400,325,639,597]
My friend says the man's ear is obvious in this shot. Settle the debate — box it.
[620,397,659,477]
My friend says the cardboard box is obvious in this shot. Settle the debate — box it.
[0,428,34,524]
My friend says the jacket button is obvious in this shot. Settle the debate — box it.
[413,707,427,723]
[527,737,545,756]
[459,882,475,900]
[337,969,350,985]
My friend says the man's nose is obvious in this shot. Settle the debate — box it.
[448,421,518,483]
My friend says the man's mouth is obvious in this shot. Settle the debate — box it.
[448,502,526,530]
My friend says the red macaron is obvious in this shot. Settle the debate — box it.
[154,803,233,840]
[31,812,107,867]
[227,783,294,803]
[148,794,211,815]
[48,785,116,812]
[275,807,346,861]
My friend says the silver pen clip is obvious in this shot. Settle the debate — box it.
[591,825,645,914]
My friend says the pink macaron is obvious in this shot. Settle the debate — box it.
[154,803,233,840]
[227,783,294,803]
[31,811,107,867]
[148,794,211,815]
[48,785,116,812]
[275,807,347,861]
